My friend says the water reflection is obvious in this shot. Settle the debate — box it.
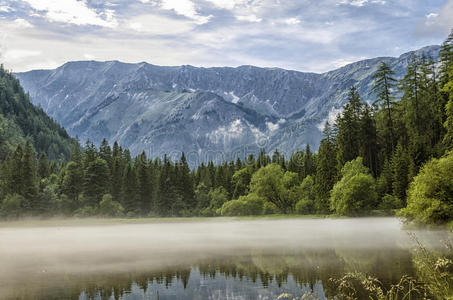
[2,249,416,299]
[0,218,448,299]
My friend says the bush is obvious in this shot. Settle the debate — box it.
[400,151,453,224]
[249,164,297,213]
[263,202,280,214]
[220,199,248,216]
[99,194,124,217]
[379,194,403,211]
[295,198,313,214]
[73,206,98,217]
[220,193,264,216]
[295,176,316,214]
[330,157,377,216]
[0,194,24,219]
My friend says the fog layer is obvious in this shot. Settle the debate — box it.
[0,217,449,299]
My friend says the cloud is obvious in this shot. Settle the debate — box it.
[284,18,300,25]
[159,0,212,24]
[338,0,386,7]
[236,14,262,23]
[204,0,249,10]
[126,14,196,35]
[3,49,41,61]
[416,0,453,38]
[0,5,13,12]
[11,18,33,28]
[19,0,118,27]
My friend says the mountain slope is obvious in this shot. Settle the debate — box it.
[14,45,440,164]
[0,65,75,160]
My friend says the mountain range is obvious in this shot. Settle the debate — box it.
[14,45,440,165]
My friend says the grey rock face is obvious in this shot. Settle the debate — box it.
[15,45,439,165]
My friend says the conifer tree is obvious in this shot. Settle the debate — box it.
[392,143,409,203]
[122,164,139,214]
[136,151,152,215]
[371,62,397,154]
[336,86,362,169]
[83,158,110,207]
[314,122,337,213]
[21,142,38,211]
[38,153,50,179]
[177,152,196,209]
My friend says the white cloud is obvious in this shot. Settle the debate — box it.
[127,14,195,35]
[416,0,453,37]
[425,12,439,25]
[0,5,13,12]
[284,17,300,25]
[338,0,386,7]
[12,18,33,28]
[236,14,262,23]
[20,0,118,27]
[159,0,212,24]
[266,121,279,132]
[83,53,95,60]
[3,49,41,61]
[204,0,248,10]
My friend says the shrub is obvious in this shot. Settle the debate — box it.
[400,151,453,224]
[379,194,403,211]
[330,157,377,216]
[73,206,98,217]
[99,194,124,217]
[0,194,24,219]
[263,202,280,214]
[220,193,264,216]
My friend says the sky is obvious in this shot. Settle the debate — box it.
[0,0,452,73]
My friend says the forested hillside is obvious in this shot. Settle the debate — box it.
[0,65,76,160]
[0,31,452,225]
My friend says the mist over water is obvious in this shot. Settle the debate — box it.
[0,217,449,299]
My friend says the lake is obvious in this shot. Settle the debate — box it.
[0,217,449,299]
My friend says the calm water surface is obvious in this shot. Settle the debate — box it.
[0,217,449,299]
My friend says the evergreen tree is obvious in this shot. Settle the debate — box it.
[371,62,398,154]
[122,164,139,214]
[392,143,409,203]
[336,86,362,169]
[21,142,38,211]
[61,161,83,211]
[38,153,50,179]
[110,156,124,204]
[136,151,152,215]
[83,158,110,207]
[314,122,337,213]
[359,104,379,177]
[177,153,196,210]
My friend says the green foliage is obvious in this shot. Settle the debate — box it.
[99,194,124,217]
[411,236,453,299]
[295,175,316,214]
[73,206,98,218]
[401,151,453,224]
[330,157,378,216]
[231,167,252,199]
[0,65,75,160]
[249,164,297,213]
[315,122,338,214]
[0,194,24,218]
[379,194,402,211]
[200,187,229,216]
[83,158,110,207]
[219,193,264,216]
[263,201,280,214]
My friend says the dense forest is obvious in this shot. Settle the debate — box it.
[0,65,76,160]
[0,31,452,225]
